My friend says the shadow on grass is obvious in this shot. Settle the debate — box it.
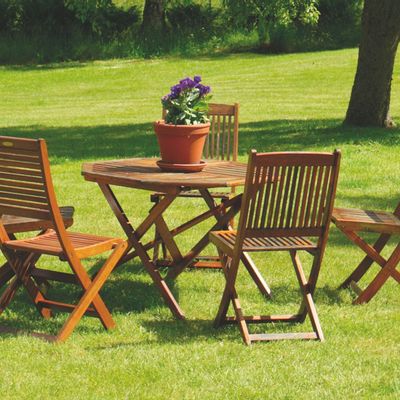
[0,260,180,338]
[237,118,400,155]
[1,61,88,72]
[0,123,159,162]
[1,118,399,163]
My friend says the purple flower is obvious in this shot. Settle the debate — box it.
[198,84,211,96]
[170,84,182,98]
[161,76,211,125]
[179,77,197,89]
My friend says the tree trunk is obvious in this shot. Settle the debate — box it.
[345,0,400,127]
[140,0,165,37]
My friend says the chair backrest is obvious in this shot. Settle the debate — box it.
[204,103,239,161]
[0,136,69,247]
[163,102,239,161]
[235,150,341,243]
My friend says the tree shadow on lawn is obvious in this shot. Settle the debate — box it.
[1,61,87,72]
[0,123,159,162]
[237,118,400,155]
[105,283,347,346]
[0,261,180,338]
[1,118,398,163]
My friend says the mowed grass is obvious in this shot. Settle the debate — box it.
[0,49,399,399]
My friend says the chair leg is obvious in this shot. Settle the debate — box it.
[68,258,118,330]
[290,251,324,341]
[231,288,251,345]
[354,243,400,304]
[214,257,233,327]
[0,277,20,314]
[216,251,324,344]
[297,250,323,323]
[1,252,52,319]
[340,233,392,288]
[0,263,14,288]
[241,252,272,298]
[57,241,128,342]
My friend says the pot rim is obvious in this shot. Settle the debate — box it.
[154,120,211,129]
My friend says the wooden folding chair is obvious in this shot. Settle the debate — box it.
[210,150,341,344]
[151,103,240,269]
[332,203,400,304]
[0,136,127,342]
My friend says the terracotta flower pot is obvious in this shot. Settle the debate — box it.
[154,120,210,165]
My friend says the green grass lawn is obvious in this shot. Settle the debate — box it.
[0,49,399,399]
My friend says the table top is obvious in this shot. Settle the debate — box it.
[82,158,247,193]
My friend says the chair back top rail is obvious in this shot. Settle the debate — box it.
[236,150,341,241]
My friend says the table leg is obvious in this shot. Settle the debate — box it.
[98,183,185,319]
[166,198,242,280]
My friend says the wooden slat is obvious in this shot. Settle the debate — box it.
[281,165,295,227]
[0,178,44,190]
[225,314,302,323]
[298,165,311,227]
[0,191,47,203]
[0,172,43,183]
[37,299,98,317]
[0,204,50,220]
[249,332,318,341]
[0,149,40,165]
[291,165,305,228]
[285,165,299,228]
[316,166,331,226]
[310,166,324,227]
[0,197,49,210]
[0,184,46,197]
[0,159,41,169]
[266,166,279,227]
[304,165,318,227]
[0,165,42,177]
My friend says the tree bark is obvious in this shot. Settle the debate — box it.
[140,0,165,37]
[345,0,400,127]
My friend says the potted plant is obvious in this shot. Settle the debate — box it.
[154,75,211,172]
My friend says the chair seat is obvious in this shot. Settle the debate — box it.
[332,207,400,234]
[2,206,74,234]
[150,190,232,202]
[210,230,317,256]
[4,230,124,259]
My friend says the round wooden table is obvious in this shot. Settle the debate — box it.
[82,158,270,319]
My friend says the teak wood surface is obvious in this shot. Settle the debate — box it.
[83,158,247,193]
[209,150,341,344]
[82,158,272,319]
[0,206,74,290]
[0,136,127,342]
[332,203,400,304]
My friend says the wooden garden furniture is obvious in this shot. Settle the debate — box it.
[82,157,272,320]
[332,202,400,304]
[152,103,240,269]
[0,136,128,342]
[209,150,341,344]
[0,206,74,290]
